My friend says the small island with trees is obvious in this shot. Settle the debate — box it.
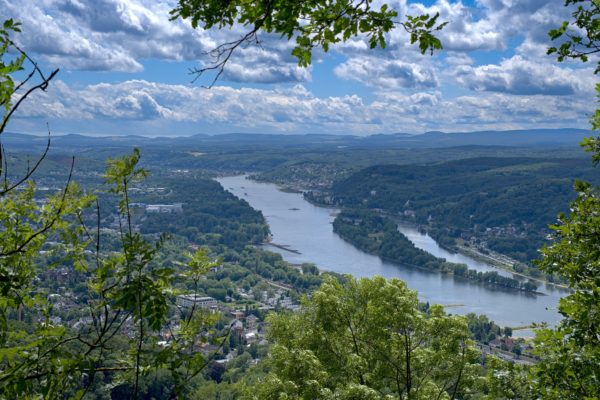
[333,209,540,293]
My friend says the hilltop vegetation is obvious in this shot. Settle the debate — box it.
[323,157,599,267]
[138,177,269,250]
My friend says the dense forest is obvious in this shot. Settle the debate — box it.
[324,157,599,264]
[138,177,269,250]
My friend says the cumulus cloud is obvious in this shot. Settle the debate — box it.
[8,79,594,136]
[0,0,308,84]
[409,0,505,52]
[334,58,438,90]
[1,0,596,136]
[455,56,595,95]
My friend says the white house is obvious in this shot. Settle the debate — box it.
[176,294,218,309]
[146,203,183,213]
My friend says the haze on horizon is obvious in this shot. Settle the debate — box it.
[1,0,596,137]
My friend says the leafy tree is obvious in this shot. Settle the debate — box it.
[507,10,600,396]
[170,0,447,85]
[528,175,600,399]
[550,1,600,164]
[0,21,224,399]
[484,165,600,399]
[482,4,600,397]
[548,0,600,73]
[250,276,481,399]
[486,10,600,396]
[483,357,538,400]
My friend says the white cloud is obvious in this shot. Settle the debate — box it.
[1,0,596,136]
[455,56,595,95]
[334,58,438,90]
[409,0,504,52]
[8,79,594,136]
[0,0,308,83]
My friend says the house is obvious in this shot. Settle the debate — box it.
[489,337,515,351]
[246,314,258,330]
[146,203,183,213]
[176,294,218,309]
[279,296,294,309]
[231,319,244,332]
[231,310,245,320]
[245,331,258,343]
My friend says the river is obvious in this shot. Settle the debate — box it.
[217,175,567,331]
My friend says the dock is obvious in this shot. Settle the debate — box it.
[267,242,301,254]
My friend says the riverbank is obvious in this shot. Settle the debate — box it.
[257,177,564,290]
[217,174,563,331]
[455,244,571,291]
[364,209,568,292]
[333,209,543,295]
[265,241,301,254]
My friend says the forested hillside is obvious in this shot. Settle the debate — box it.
[326,157,599,263]
[138,177,269,250]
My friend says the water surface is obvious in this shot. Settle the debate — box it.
[217,175,566,330]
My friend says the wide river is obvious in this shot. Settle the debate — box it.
[217,175,567,331]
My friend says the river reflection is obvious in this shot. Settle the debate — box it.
[217,175,566,332]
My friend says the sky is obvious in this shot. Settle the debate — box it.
[2,0,598,137]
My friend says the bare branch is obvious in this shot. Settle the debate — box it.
[190,29,262,88]
[0,68,58,135]
[0,129,51,196]
[0,155,74,258]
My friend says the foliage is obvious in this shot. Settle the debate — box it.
[0,147,226,398]
[249,276,481,399]
[528,178,600,399]
[0,22,224,399]
[465,313,502,344]
[0,19,24,116]
[484,175,600,399]
[482,356,538,400]
[139,177,269,250]
[324,157,598,267]
[548,0,600,73]
[170,0,446,85]
[581,83,600,166]
[480,5,600,398]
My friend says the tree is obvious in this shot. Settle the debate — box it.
[0,21,224,399]
[485,7,600,398]
[549,1,600,164]
[486,156,600,399]
[170,0,447,86]
[249,276,480,399]
[505,7,600,398]
[528,175,600,399]
[548,0,600,73]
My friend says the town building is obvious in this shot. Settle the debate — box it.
[146,203,183,213]
[176,294,218,309]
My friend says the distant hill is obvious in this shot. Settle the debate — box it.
[1,128,590,152]
[328,157,599,263]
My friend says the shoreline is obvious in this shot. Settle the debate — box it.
[227,175,566,293]
[300,186,570,292]
[226,174,556,297]
[218,174,560,333]
[333,226,545,296]
[264,240,302,255]
[455,244,570,291]
[390,216,570,291]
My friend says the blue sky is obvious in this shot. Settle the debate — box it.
[2,0,597,137]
